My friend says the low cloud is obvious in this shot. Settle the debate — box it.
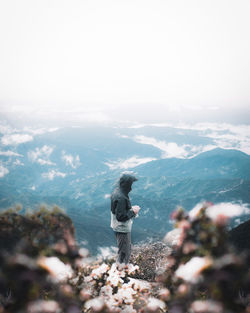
[164,122,250,155]
[133,135,216,159]
[36,159,55,166]
[0,150,23,157]
[204,129,250,155]
[0,163,9,178]
[189,202,250,221]
[0,123,59,146]
[128,124,147,129]
[23,127,59,135]
[134,135,187,158]
[28,145,55,166]
[42,170,66,180]
[13,159,24,166]
[116,133,129,139]
[62,151,81,169]
[1,133,33,146]
[105,156,156,170]
[0,124,18,135]
[207,202,250,220]
[126,122,250,156]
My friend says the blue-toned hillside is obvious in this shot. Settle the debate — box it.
[0,124,250,253]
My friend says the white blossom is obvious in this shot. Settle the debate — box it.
[84,297,105,312]
[81,261,152,312]
[120,305,136,313]
[128,278,151,292]
[175,256,212,283]
[147,297,167,312]
[100,285,113,298]
[27,300,61,313]
[127,263,139,274]
[191,300,223,313]
[37,256,73,282]
[84,275,93,283]
[189,202,250,221]
[91,263,109,279]
[114,285,136,304]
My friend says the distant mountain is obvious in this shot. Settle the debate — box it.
[135,148,250,179]
[1,123,250,253]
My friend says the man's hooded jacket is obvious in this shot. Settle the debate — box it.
[110,174,137,233]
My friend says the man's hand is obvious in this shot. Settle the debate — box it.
[132,205,141,215]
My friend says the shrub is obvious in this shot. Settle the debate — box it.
[0,206,83,313]
[158,203,250,313]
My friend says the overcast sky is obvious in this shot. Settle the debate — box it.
[0,0,250,125]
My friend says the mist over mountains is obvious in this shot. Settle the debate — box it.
[0,121,250,253]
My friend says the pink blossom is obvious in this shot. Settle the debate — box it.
[214,214,229,226]
[177,220,191,231]
[27,300,61,313]
[177,284,189,295]
[191,300,223,313]
[158,288,170,301]
[182,242,197,254]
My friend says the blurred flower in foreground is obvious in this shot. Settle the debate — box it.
[175,256,212,283]
[27,300,61,313]
[190,300,223,313]
[84,297,105,312]
[0,207,83,313]
[146,297,166,312]
[189,201,250,221]
[37,256,74,282]
[159,202,250,313]
[80,261,152,312]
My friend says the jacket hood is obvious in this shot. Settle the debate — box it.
[119,173,138,187]
[118,173,138,194]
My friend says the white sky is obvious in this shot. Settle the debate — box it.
[0,0,250,124]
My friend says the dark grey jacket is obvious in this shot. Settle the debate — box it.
[110,187,135,232]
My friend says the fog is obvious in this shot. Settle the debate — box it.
[0,0,250,126]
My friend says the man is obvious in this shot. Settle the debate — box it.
[110,173,140,265]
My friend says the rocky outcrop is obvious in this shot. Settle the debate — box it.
[229,219,250,255]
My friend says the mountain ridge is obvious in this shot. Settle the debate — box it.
[1,141,250,253]
[134,147,250,179]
